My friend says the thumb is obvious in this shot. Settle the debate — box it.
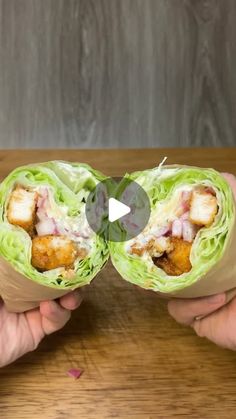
[192,297,236,350]
[221,173,236,199]
[168,293,226,326]
[40,300,71,335]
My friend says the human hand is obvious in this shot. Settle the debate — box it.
[168,173,236,350]
[0,290,82,367]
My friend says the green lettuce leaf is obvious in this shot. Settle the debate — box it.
[0,161,109,289]
[109,166,235,293]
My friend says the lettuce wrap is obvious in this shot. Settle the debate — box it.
[109,165,236,298]
[0,161,109,311]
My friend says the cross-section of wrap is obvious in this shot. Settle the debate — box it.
[109,165,236,298]
[0,161,109,311]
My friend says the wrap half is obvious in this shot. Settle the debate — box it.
[109,165,236,298]
[0,161,109,311]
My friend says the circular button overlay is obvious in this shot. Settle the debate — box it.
[85,177,151,242]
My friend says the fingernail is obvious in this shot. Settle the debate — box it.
[206,293,226,304]
[194,315,203,321]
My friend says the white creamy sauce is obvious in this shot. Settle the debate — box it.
[126,185,193,252]
[34,185,94,253]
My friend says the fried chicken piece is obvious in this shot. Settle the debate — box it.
[31,235,79,271]
[153,237,192,276]
[130,244,145,257]
[7,187,37,234]
[153,256,183,276]
[77,247,88,259]
[168,237,192,273]
[147,237,173,257]
[189,189,218,227]
[130,236,173,258]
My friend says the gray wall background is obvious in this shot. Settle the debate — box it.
[0,0,236,148]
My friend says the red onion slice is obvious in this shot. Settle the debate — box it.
[172,219,182,238]
[180,211,190,221]
[152,225,170,238]
[182,190,192,201]
[180,190,192,212]
[36,207,47,221]
[182,220,198,242]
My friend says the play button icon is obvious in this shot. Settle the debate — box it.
[85,177,150,242]
[108,198,130,222]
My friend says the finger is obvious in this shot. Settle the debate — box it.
[192,297,236,350]
[25,307,45,348]
[40,300,71,335]
[168,293,226,326]
[59,290,83,311]
[221,173,236,197]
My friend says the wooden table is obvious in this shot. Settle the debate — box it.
[1,149,236,419]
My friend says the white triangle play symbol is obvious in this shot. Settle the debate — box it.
[108,198,131,223]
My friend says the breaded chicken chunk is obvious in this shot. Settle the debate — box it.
[153,256,183,276]
[31,235,78,271]
[150,237,173,255]
[189,190,217,226]
[168,237,192,274]
[7,187,37,234]
[153,237,192,276]
[130,236,173,258]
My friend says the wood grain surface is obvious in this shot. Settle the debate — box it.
[0,149,236,418]
[0,0,236,148]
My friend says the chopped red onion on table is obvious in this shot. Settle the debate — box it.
[67,368,83,380]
